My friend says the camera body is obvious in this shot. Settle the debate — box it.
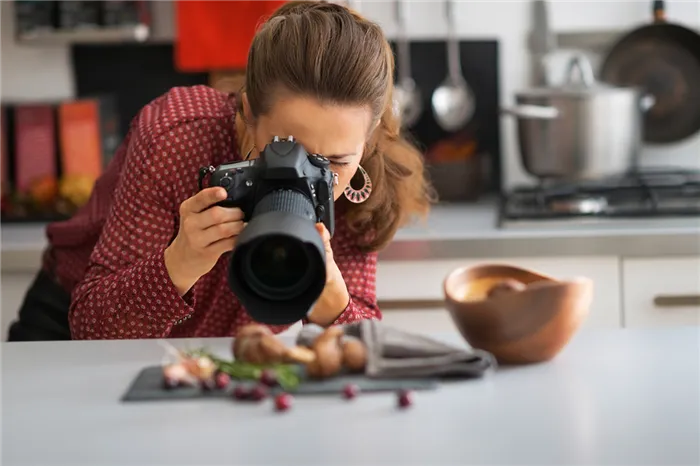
[200,136,335,237]
[198,136,337,325]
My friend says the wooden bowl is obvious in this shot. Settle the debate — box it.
[444,264,593,364]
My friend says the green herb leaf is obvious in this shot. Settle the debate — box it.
[185,348,302,390]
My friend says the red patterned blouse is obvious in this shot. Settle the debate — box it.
[44,86,381,340]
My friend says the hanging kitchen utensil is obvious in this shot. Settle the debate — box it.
[502,54,654,181]
[392,0,422,128]
[529,0,556,86]
[600,0,700,144]
[431,0,475,132]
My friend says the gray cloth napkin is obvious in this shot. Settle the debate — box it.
[296,320,497,379]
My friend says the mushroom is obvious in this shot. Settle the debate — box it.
[284,346,317,364]
[232,324,269,360]
[341,336,368,373]
[306,327,344,379]
[233,324,288,364]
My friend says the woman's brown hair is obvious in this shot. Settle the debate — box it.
[242,1,435,252]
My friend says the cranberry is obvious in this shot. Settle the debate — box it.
[259,369,278,387]
[200,378,217,391]
[274,393,293,412]
[163,377,179,390]
[250,385,268,402]
[342,383,360,400]
[215,372,231,389]
[232,384,251,401]
[397,389,414,409]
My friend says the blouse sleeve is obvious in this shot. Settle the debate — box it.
[69,120,207,340]
[329,247,382,325]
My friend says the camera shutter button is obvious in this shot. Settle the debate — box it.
[220,177,231,188]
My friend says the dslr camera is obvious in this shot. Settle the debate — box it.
[198,136,336,325]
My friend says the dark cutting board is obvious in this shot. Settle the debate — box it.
[121,366,438,402]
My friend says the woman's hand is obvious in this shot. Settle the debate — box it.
[165,187,245,296]
[307,223,351,326]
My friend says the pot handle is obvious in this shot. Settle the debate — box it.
[501,105,559,119]
[653,0,667,24]
[565,54,596,87]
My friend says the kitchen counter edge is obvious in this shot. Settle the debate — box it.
[3,221,699,274]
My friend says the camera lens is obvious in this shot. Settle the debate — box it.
[244,235,316,300]
[228,183,330,324]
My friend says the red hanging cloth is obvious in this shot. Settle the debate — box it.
[175,1,287,72]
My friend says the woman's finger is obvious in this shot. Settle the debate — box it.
[315,223,333,258]
[195,206,245,230]
[182,187,227,214]
[315,223,330,243]
[207,236,238,257]
[199,220,246,247]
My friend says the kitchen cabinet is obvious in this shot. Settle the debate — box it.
[622,257,700,328]
[5,256,699,339]
[376,257,622,329]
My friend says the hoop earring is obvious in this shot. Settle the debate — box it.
[244,145,256,161]
[344,165,372,204]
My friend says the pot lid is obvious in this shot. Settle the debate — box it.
[518,54,638,97]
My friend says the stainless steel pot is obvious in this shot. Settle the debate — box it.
[502,54,655,181]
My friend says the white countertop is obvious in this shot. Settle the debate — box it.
[2,327,699,465]
[396,200,700,240]
[380,201,700,260]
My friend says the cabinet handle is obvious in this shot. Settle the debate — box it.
[653,295,700,307]
[377,299,444,310]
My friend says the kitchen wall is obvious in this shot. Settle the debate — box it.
[0,1,74,101]
[361,0,700,188]
[3,0,699,189]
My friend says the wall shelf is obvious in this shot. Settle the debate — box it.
[528,29,625,54]
[16,25,150,46]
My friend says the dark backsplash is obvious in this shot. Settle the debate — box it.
[72,40,500,193]
[389,40,500,193]
[72,44,209,139]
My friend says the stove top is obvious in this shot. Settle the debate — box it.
[500,168,700,229]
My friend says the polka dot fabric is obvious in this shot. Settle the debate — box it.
[43,85,382,340]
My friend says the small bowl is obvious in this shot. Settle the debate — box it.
[444,264,593,364]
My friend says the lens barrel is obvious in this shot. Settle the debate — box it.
[228,188,327,325]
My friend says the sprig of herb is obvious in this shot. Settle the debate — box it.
[186,349,301,391]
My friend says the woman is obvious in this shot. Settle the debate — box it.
[7,1,433,341]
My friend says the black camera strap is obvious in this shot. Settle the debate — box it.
[198,166,216,190]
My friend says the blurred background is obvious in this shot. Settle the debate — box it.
[1,0,699,337]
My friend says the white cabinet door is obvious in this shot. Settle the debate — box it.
[622,257,700,328]
[376,257,621,328]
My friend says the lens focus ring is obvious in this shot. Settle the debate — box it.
[252,189,315,220]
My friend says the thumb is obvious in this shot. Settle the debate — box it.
[315,223,333,257]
